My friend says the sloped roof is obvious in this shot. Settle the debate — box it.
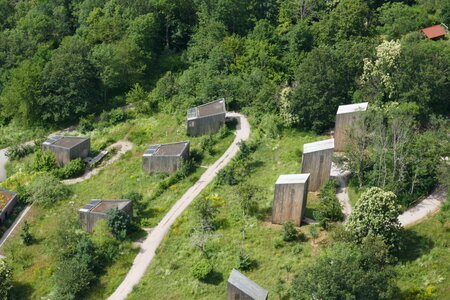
[228,269,268,300]
[303,139,334,154]
[79,199,131,214]
[337,102,368,115]
[143,141,189,157]
[187,99,226,119]
[420,25,446,39]
[276,174,310,185]
[43,136,89,149]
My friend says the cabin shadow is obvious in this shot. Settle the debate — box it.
[397,229,434,263]
[10,281,34,300]
[202,270,224,285]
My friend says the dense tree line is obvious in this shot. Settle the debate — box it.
[0,0,448,130]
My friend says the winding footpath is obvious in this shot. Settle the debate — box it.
[107,112,250,300]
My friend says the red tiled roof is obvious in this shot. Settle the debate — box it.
[420,25,446,39]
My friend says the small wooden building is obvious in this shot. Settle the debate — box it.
[0,188,17,224]
[79,199,133,233]
[272,174,310,226]
[142,141,190,174]
[227,269,268,300]
[420,24,447,40]
[187,98,226,136]
[301,139,334,192]
[42,136,90,167]
[334,102,368,152]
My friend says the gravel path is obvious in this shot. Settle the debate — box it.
[330,163,352,221]
[107,112,250,300]
[398,188,447,227]
[0,148,7,182]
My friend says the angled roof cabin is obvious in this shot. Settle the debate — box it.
[43,136,90,167]
[142,141,190,174]
[272,174,310,226]
[420,24,447,40]
[187,99,226,136]
[0,188,18,224]
[301,139,334,192]
[334,102,368,152]
[227,269,268,300]
[79,199,132,233]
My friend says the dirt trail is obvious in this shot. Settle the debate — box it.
[107,112,250,300]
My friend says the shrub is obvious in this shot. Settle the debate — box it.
[106,208,131,241]
[315,180,344,228]
[0,259,13,300]
[199,135,215,155]
[91,220,119,264]
[282,220,298,242]
[54,158,86,179]
[190,258,213,280]
[5,144,35,160]
[237,249,256,271]
[32,149,57,172]
[20,221,33,245]
[78,116,94,133]
[273,236,284,249]
[99,108,130,127]
[26,174,71,207]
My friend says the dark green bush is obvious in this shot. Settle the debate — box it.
[6,144,35,160]
[282,220,298,242]
[190,258,213,280]
[99,108,130,127]
[237,249,256,271]
[20,221,33,246]
[32,149,57,172]
[26,174,71,207]
[106,208,131,241]
[54,158,86,179]
[315,180,344,228]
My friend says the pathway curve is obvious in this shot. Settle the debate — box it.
[107,112,250,300]
[330,163,352,221]
[62,140,133,185]
[398,188,447,227]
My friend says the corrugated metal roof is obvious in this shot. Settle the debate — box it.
[303,139,334,154]
[276,174,310,185]
[228,269,268,300]
[336,102,368,115]
[420,25,446,39]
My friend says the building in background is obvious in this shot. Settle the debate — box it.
[142,141,190,174]
[187,99,226,136]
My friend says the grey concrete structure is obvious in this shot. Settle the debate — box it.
[43,136,90,167]
[187,98,226,136]
[142,141,190,174]
[334,102,368,152]
[272,174,310,226]
[79,199,133,233]
[301,139,334,192]
[0,188,17,224]
[227,269,268,300]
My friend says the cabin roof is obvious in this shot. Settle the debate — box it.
[276,174,310,185]
[228,269,268,300]
[187,99,226,119]
[143,141,189,157]
[79,199,131,214]
[420,25,446,39]
[303,139,334,154]
[43,136,89,149]
[336,102,368,115]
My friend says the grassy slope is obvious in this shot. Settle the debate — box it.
[127,129,328,300]
[395,204,450,298]
[1,112,235,300]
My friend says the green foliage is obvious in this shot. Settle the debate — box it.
[0,259,13,300]
[99,108,131,127]
[282,220,298,242]
[126,83,151,114]
[237,249,256,271]
[190,258,213,281]
[5,144,35,160]
[291,239,398,300]
[235,183,261,217]
[315,180,344,228]
[26,173,71,207]
[20,220,33,246]
[54,158,86,179]
[91,219,120,263]
[346,187,401,250]
[32,149,57,172]
[106,208,131,241]
[309,225,319,243]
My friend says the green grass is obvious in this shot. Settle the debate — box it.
[0,122,49,149]
[395,206,450,299]
[1,112,236,300]
[127,128,328,300]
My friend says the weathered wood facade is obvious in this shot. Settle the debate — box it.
[142,141,190,174]
[272,174,310,226]
[0,188,17,224]
[334,102,368,152]
[301,139,334,192]
[187,99,226,136]
[227,269,268,300]
[42,136,90,167]
[79,199,133,233]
